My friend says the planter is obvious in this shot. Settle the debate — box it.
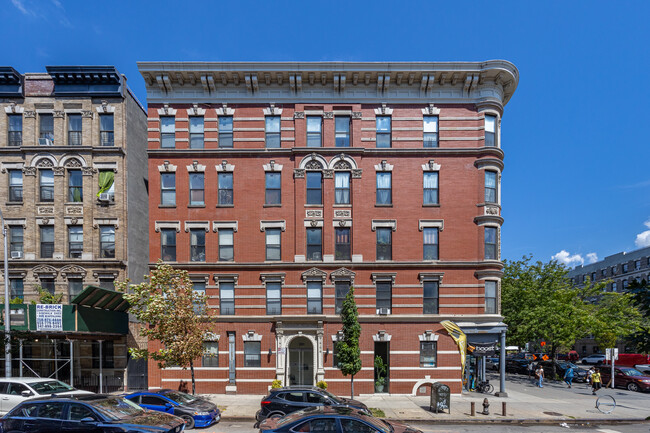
[375,384,385,393]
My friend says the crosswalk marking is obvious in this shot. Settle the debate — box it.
[597,429,621,433]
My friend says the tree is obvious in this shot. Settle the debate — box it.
[336,286,361,398]
[117,261,209,394]
[626,279,650,353]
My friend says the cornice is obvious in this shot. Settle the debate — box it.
[148,260,505,270]
[203,314,505,324]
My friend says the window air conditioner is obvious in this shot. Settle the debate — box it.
[10,251,22,259]
[378,307,390,315]
[38,138,53,146]
[98,193,112,202]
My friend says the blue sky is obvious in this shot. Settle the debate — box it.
[3,0,650,266]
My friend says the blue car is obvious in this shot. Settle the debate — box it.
[125,389,220,429]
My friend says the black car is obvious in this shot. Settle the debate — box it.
[505,358,530,374]
[0,394,185,433]
[256,386,369,422]
[539,360,588,382]
[259,406,422,433]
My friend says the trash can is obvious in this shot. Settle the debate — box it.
[429,382,450,414]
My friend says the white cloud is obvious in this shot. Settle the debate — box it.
[635,219,650,248]
[552,250,585,267]
[11,0,32,15]
[586,253,598,264]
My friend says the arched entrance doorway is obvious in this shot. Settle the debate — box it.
[288,337,314,386]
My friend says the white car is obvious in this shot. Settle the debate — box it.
[581,354,607,365]
[0,377,93,414]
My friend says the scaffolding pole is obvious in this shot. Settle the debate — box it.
[19,339,23,377]
[99,340,103,394]
[69,340,73,388]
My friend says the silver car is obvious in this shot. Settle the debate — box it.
[0,377,92,414]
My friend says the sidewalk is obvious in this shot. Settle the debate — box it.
[201,375,650,424]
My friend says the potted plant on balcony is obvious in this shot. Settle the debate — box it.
[374,356,387,393]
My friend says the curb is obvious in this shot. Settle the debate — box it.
[220,416,650,425]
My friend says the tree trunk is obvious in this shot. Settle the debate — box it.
[190,359,196,395]
[351,374,354,399]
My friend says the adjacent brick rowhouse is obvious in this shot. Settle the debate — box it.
[140,61,518,395]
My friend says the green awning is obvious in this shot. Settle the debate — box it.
[71,285,129,312]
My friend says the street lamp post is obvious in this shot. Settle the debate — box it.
[0,209,11,378]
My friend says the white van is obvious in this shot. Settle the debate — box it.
[0,377,92,414]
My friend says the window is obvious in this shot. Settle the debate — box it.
[40,169,54,202]
[335,227,351,261]
[92,341,114,368]
[635,260,641,271]
[376,228,392,260]
[189,116,204,149]
[160,228,176,261]
[484,227,497,260]
[99,277,115,290]
[307,281,322,314]
[265,172,281,205]
[420,341,437,367]
[98,170,115,200]
[306,116,322,147]
[485,115,496,147]
[265,116,281,148]
[306,172,322,205]
[335,116,350,147]
[244,341,261,367]
[189,173,204,205]
[40,114,54,143]
[68,169,83,202]
[220,281,235,315]
[423,227,439,260]
[611,266,617,276]
[485,171,498,203]
[37,402,65,420]
[160,173,175,206]
[376,172,391,205]
[375,116,391,148]
[9,226,23,256]
[190,229,205,262]
[69,403,96,421]
[266,282,282,315]
[68,226,83,258]
[306,227,322,261]
[376,281,392,314]
[10,278,24,301]
[335,172,350,204]
[602,269,607,277]
[423,172,439,205]
[68,114,82,145]
[622,263,629,273]
[8,170,23,202]
[40,277,55,294]
[192,281,206,314]
[160,116,175,148]
[99,114,114,146]
[40,225,54,258]
[591,272,596,281]
[265,228,281,261]
[203,341,218,367]
[218,173,233,205]
[340,419,375,433]
[622,279,628,290]
[334,281,350,314]
[219,229,234,261]
[100,225,115,258]
[485,281,497,314]
[423,115,438,147]
[8,114,22,146]
[218,116,233,148]
[423,281,439,314]
[68,278,83,301]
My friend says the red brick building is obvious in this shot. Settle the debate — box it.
[138,61,518,395]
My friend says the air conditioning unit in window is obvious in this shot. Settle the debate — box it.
[38,138,53,146]
[377,307,390,315]
[98,193,113,202]
[10,251,22,259]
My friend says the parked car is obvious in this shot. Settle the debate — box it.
[635,364,650,375]
[581,354,606,365]
[259,406,422,433]
[599,367,650,392]
[256,386,369,422]
[0,394,185,433]
[126,389,219,429]
[485,357,500,371]
[505,358,530,374]
[0,377,93,415]
[538,360,588,382]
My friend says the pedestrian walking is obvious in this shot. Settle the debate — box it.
[591,368,602,395]
[564,365,574,388]
[535,364,544,388]
[527,361,534,379]
[587,366,595,388]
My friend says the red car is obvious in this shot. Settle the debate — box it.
[599,367,650,392]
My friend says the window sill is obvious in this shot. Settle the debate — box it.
[36,202,55,205]
[188,204,206,208]
[216,204,234,208]
[5,202,23,206]
[158,205,177,208]
[65,202,84,205]
[422,204,440,208]
[304,204,324,208]
[263,204,282,208]
[333,204,352,208]
[478,202,501,207]
[375,204,393,207]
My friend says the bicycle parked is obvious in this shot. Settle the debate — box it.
[476,380,494,394]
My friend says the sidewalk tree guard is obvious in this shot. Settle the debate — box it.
[336,286,361,398]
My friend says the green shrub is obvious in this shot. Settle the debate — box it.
[316,380,328,389]
[271,379,282,389]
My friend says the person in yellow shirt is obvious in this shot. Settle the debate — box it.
[591,368,602,395]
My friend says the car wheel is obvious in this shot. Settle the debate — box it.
[268,412,285,419]
[181,415,195,430]
[627,382,640,392]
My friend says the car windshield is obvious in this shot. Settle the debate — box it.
[29,380,75,395]
[162,391,197,405]
[621,368,643,377]
[320,390,343,404]
[90,397,145,420]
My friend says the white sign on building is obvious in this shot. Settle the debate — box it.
[36,304,63,331]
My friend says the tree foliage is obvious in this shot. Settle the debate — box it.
[30,286,64,305]
[336,286,361,398]
[626,278,650,353]
[117,261,210,394]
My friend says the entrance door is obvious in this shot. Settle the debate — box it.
[228,332,236,384]
[374,342,389,393]
[288,337,313,386]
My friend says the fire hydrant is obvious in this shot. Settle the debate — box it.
[482,398,490,415]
